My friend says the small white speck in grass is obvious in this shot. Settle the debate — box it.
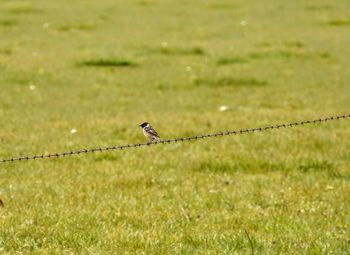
[32,52,38,57]
[29,85,36,91]
[161,41,168,48]
[43,22,50,29]
[240,20,247,26]
[219,105,229,112]
[70,128,77,134]
[185,66,192,72]
[25,219,34,225]
[325,185,334,191]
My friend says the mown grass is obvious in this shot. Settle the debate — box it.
[0,0,350,254]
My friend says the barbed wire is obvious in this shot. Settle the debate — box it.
[0,113,349,164]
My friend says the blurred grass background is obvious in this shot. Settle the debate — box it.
[0,0,349,253]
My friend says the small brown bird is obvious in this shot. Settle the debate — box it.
[139,122,161,142]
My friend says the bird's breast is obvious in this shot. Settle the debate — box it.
[143,129,152,138]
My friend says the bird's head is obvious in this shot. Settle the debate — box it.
[139,122,149,128]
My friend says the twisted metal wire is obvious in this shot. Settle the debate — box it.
[0,113,349,164]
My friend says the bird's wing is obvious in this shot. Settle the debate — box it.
[146,126,160,137]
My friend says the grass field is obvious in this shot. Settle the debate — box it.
[1,0,350,253]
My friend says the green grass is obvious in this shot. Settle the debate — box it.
[0,0,350,254]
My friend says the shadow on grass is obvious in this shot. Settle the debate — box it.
[0,20,17,27]
[193,159,349,179]
[8,7,42,14]
[297,160,347,179]
[0,49,12,55]
[94,154,121,162]
[248,50,330,60]
[249,50,306,59]
[217,57,248,65]
[58,23,97,32]
[328,19,350,26]
[195,77,267,87]
[256,41,304,49]
[283,41,304,48]
[78,58,138,68]
[217,43,330,66]
[150,47,205,56]
[138,0,155,6]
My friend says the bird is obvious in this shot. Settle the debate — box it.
[139,122,161,143]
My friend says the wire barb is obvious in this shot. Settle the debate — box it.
[0,113,349,164]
